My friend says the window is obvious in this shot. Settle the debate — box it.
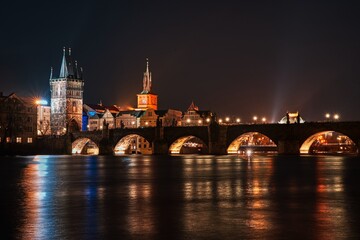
[16,137,21,143]
[72,102,77,112]
[27,138,33,143]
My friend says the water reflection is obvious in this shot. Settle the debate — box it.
[3,154,360,239]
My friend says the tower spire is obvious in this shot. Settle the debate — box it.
[49,67,53,79]
[59,47,68,78]
[142,58,151,93]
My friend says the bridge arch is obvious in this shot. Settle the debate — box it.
[72,138,99,155]
[300,131,358,154]
[114,134,153,155]
[169,135,208,154]
[227,132,277,154]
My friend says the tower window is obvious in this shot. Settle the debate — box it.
[72,102,77,112]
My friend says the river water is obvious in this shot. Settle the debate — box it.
[1,154,360,239]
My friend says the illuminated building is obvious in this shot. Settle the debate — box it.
[36,103,51,136]
[83,103,120,131]
[278,111,305,124]
[136,58,158,110]
[181,101,213,126]
[0,92,37,144]
[50,48,84,135]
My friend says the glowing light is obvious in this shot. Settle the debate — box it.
[253,116,258,121]
[145,121,149,125]
[206,118,210,122]
[246,149,252,157]
[325,113,330,119]
[262,117,266,123]
[334,114,339,120]
[225,117,230,122]
[236,118,241,123]
[198,120,202,124]
[186,119,191,123]
[35,99,48,105]
[219,119,223,123]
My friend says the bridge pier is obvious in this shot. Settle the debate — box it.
[152,140,168,154]
[277,140,300,155]
[208,123,228,155]
[98,139,113,155]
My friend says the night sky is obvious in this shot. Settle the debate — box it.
[1,1,360,122]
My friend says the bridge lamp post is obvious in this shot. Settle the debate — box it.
[219,118,223,124]
[325,113,330,121]
[253,116,258,123]
[262,117,266,124]
[334,114,339,121]
[225,117,230,123]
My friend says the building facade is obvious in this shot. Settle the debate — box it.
[0,92,37,144]
[83,103,120,131]
[36,104,51,136]
[50,48,84,135]
[181,101,212,126]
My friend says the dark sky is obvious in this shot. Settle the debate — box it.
[1,1,360,122]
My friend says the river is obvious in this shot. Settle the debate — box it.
[1,154,360,239]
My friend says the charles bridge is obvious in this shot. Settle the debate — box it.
[70,121,360,155]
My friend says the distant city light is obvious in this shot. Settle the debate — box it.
[198,120,202,124]
[253,116,258,121]
[325,113,330,119]
[236,118,241,123]
[206,118,210,123]
[334,114,340,120]
[219,118,223,123]
[262,117,266,123]
[225,117,230,122]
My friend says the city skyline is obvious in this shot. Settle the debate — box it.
[1,1,360,122]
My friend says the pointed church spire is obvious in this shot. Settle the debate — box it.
[49,67,53,79]
[59,47,68,78]
[142,58,152,93]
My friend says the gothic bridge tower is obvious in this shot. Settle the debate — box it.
[50,48,84,135]
[137,58,158,110]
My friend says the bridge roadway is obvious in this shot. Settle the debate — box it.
[70,121,360,155]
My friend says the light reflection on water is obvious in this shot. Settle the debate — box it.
[2,154,360,239]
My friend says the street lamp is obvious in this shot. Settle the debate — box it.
[334,114,339,121]
[253,116,258,123]
[225,117,230,122]
[325,113,330,121]
[236,118,241,123]
[219,118,223,123]
[262,117,266,123]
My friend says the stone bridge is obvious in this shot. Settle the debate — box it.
[70,121,360,155]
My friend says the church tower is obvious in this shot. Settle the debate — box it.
[50,47,84,135]
[137,58,158,110]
